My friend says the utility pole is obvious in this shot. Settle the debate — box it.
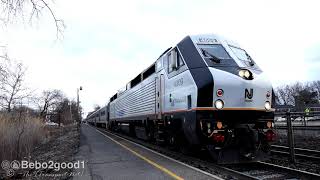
[77,86,83,124]
[69,101,73,124]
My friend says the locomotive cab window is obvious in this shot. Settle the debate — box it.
[168,48,185,73]
[229,46,251,62]
[198,44,238,67]
[166,48,187,78]
[198,44,231,61]
[229,45,257,67]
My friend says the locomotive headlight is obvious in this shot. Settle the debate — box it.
[264,101,271,110]
[239,70,245,77]
[239,69,253,80]
[244,70,250,78]
[214,99,224,110]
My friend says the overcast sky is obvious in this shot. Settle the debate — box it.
[1,0,319,115]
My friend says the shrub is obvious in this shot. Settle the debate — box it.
[0,113,45,161]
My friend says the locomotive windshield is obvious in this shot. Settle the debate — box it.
[229,46,255,66]
[197,44,237,67]
[198,44,231,61]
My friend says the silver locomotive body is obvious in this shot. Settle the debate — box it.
[87,34,276,163]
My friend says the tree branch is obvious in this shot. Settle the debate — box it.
[0,0,64,39]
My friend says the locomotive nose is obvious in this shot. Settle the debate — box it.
[212,70,273,111]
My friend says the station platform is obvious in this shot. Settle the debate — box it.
[73,124,222,180]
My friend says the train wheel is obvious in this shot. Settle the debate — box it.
[129,123,136,137]
[207,145,219,162]
[144,120,155,142]
[176,132,193,155]
[167,133,178,150]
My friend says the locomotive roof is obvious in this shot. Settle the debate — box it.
[189,34,240,48]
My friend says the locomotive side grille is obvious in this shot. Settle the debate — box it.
[112,80,156,118]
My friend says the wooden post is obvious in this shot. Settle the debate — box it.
[286,110,296,165]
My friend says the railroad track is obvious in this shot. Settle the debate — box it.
[275,126,320,130]
[93,126,320,180]
[224,161,320,180]
[271,145,320,161]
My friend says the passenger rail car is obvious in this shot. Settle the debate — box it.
[87,105,109,128]
[87,34,276,163]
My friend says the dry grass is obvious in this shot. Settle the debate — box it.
[0,113,46,162]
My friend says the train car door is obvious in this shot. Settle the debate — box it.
[156,74,164,119]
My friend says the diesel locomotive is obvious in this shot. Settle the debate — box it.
[87,34,276,163]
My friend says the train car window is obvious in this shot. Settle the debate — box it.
[166,48,187,78]
[168,49,185,74]
[163,53,169,73]
[111,93,117,101]
[143,64,155,80]
[177,52,185,67]
[131,74,141,87]
[156,58,163,71]
[126,82,131,90]
[168,53,174,73]
[110,93,117,102]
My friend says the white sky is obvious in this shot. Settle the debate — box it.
[1,0,320,115]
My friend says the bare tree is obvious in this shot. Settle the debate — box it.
[311,81,320,102]
[291,82,303,96]
[276,85,295,105]
[0,60,29,112]
[0,46,9,89]
[36,89,64,119]
[0,0,64,38]
[51,98,79,126]
[276,81,320,109]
